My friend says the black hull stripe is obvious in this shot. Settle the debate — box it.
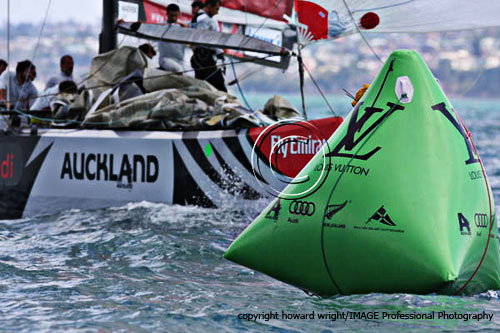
[223,134,268,184]
[246,134,285,178]
[0,137,51,219]
[182,137,260,199]
[211,145,261,200]
[172,144,215,208]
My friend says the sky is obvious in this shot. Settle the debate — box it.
[0,0,102,24]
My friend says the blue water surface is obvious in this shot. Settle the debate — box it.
[0,96,499,332]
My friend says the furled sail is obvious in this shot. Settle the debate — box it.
[295,0,500,44]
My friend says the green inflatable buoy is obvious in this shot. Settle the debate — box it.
[224,50,500,296]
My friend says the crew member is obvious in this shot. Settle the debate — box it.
[158,4,188,74]
[190,0,227,91]
[31,80,77,111]
[139,43,157,59]
[0,60,38,111]
[0,59,7,77]
[190,1,204,26]
[45,55,74,90]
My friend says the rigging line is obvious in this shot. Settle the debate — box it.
[6,55,278,108]
[244,0,248,27]
[230,57,253,111]
[8,107,215,126]
[75,33,128,88]
[452,109,494,295]
[6,0,10,98]
[4,0,11,125]
[350,0,415,14]
[28,0,52,70]
[342,88,355,100]
[157,20,179,50]
[235,0,284,52]
[301,61,338,117]
[455,48,488,97]
[227,67,259,85]
[6,0,10,72]
[457,69,484,97]
[454,28,499,97]
[341,0,383,64]
[319,96,404,295]
[297,47,307,119]
[169,51,278,92]
[80,54,277,93]
[12,0,52,114]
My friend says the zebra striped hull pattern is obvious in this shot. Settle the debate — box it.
[0,117,342,219]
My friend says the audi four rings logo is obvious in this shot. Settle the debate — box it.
[289,200,316,216]
[474,213,489,228]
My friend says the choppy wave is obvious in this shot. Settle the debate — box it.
[1,98,500,331]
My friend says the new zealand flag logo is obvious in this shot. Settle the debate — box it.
[366,205,396,226]
[325,201,348,220]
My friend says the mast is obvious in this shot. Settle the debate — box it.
[99,0,118,53]
[6,0,10,102]
[297,47,307,120]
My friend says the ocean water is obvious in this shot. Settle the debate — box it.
[1,95,500,332]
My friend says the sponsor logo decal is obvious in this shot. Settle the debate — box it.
[468,170,483,181]
[60,153,159,184]
[323,223,346,229]
[474,213,488,229]
[314,163,370,176]
[327,101,404,161]
[458,213,471,235]
[366,205,396,226]
[325,201,348,220]
[355,205,404,233]
[0,144,23,186]
[1,153,14,180]
[432,103,479,165]
[117,182,133,189]
[270,135,326,159]
[250,119,334,200]
[289,200,316,216]
[118,1,139,21]
[265,199,281,221]
[457,212,489,236]
[323,201,348,229]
